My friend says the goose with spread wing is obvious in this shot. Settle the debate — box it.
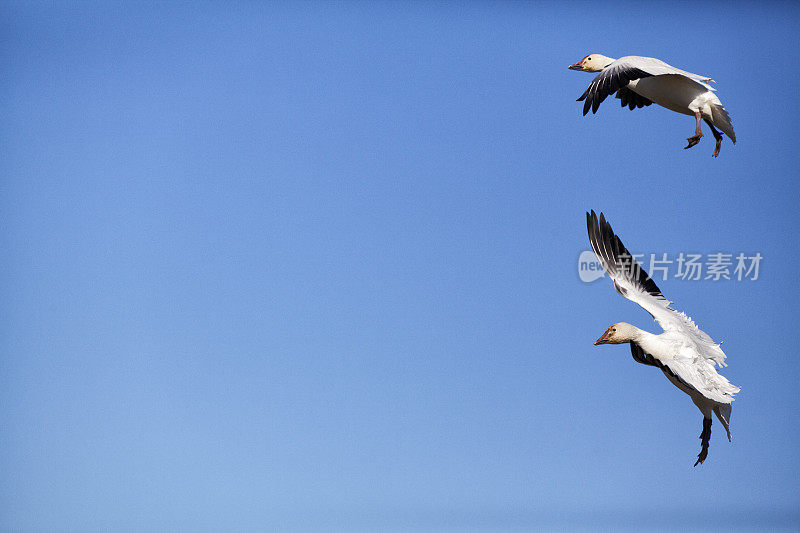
[570,55,736,157]
[587,210,740,466]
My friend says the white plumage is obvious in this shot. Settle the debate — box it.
[570,54,736,157]
[587,210,740,466]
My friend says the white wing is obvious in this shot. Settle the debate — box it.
[586,210,728,368]
[578,55,716,115]
[630,343,739,406]
[619,56,716,86]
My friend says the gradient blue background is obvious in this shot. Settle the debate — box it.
[2,2,799,531]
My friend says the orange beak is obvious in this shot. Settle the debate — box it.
[594,331,611,345]
[568,61,585,71]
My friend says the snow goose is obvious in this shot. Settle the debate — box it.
[570,54,736,157]
[586,210,740,466]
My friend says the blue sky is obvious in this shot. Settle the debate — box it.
[2,1,799,531]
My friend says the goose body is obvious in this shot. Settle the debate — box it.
[570,54,736,157]
[587,211,740,466]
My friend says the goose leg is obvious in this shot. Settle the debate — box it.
[694,416,712,467]
[704,119,724,158]
[684,111,703,150]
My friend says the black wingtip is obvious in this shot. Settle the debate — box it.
[585,210,665,300]
[598,211,608,232]
[582,98,591,116]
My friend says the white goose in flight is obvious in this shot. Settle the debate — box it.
[587,210,740,466]
[570,55,736,157]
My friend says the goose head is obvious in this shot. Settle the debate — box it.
[594,322,638,345]
[569,54,616,73]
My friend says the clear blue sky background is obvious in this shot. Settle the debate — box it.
[2,2,799,531]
